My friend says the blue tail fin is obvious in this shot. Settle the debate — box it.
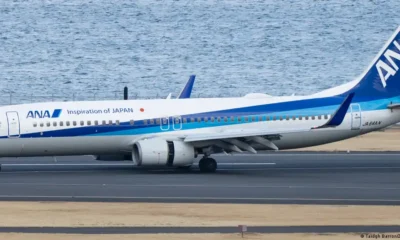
[346,26,400,100]
[177,75,195,99]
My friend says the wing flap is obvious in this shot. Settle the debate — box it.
[183,128,310,143]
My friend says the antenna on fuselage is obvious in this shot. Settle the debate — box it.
[124,86,128,100]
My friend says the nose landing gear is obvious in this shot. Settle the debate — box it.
[198,157,217,173]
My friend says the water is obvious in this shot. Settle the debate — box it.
[0,0,399,105]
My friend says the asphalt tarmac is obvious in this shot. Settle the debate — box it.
[0,152,400,205]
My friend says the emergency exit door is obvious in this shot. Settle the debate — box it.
[350,104,361,130]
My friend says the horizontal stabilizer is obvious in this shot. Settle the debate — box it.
[314,92,355,129]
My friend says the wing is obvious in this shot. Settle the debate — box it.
[182,93,354,153]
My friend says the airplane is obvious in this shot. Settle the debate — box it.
[1,26,400,173]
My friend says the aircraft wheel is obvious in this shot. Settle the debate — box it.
[199,158,217,173]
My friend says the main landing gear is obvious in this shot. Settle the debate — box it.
[199,157,217,173]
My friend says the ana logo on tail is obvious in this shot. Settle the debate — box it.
[376,40,400,88]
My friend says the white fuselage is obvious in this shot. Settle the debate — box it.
[0,95,398,157]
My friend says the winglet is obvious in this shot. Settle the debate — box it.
[177,75,196,99]
[313,92,355,129]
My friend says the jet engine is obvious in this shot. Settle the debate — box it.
[132,138,196,167]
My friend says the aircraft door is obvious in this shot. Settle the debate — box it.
[6,111,20,138]
[350,104,361,130]
[160,117,169,131]
[173,116,182,130]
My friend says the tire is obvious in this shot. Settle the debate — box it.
[199,158,217,173]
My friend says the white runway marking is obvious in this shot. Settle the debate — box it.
[219,166,400,170]
[217,163,276,165]
[222,153,400,157]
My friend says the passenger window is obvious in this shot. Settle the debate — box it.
[299,116,303,120]
[224,117,228,122]
[130,120,135,125]
[230,116,234,122]
[149,119,154,125]
[87,121,91,126]
[156,119,160,124]
[116,120,120,125]
[162,118,167,124]
[40,122,44,127]
[94,120,98,126]
[324,115,329,119]
[80,121,84,126]
[102,120,107,125]
[109,120,113,125]
[197,117,201,123]
[33,122,37,127]
[244,117,249,122]
[73,121,77,126]
[279,116,283,121]
[252,116,256,122]
[53,122,57,127]
[311,116,315,120]
[292,116,296,120]
[217,117,221,122]
[305,116,309,120]
[238,117,242,122]
[66,121,70,126]
[183,118,187,123]
[210,117,215,122]
[286,116,290,120]
[204,117,208,122]
[143,120,147,125]
[174,118,179,124]
[190,118,195,123]
[59,121,64,127]
[46,122,50,127]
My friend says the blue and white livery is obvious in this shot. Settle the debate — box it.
[1,26,400,172]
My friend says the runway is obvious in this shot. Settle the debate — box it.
[1,152,400,205]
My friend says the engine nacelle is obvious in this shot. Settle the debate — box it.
[132,138,195,167]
